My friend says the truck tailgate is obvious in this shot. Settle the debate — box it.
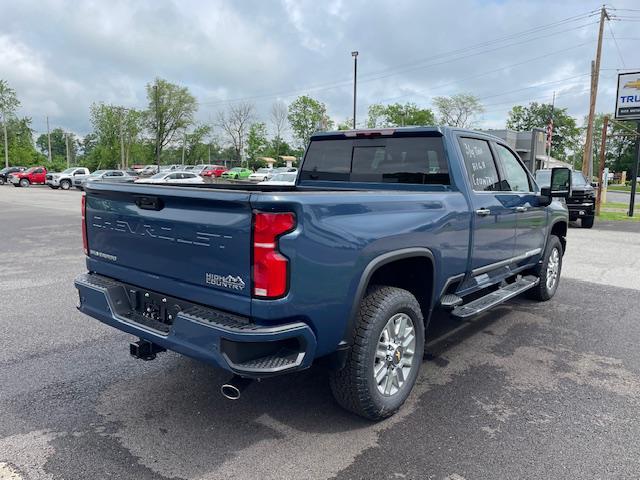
[84,183,253,311]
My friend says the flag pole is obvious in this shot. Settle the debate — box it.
[546,91,556,161]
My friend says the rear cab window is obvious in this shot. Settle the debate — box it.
[299,135,449,186]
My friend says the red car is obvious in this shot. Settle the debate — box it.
[9,166,47,187]
[201,165,228,177]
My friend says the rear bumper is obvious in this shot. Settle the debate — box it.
[74,273,317,377]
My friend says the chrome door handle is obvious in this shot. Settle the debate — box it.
[515,206,527,212]
[475,208,491,216]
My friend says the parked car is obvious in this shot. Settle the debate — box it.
[159,164,183,172]
[139,165,159,177]
[248,167,273,182]
[272,166,298,174]
[46,167,90,190]
[135,171,204,184]
[75,126,571,420]
[9,166,47,187]
[201,165,227,177]
[0,166,26,185]
[535,169,595,228]
[258,171,297,186]
[221,167,252,180]
[74,170,136,190]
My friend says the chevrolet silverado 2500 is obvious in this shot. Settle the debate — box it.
[75,127,571,419]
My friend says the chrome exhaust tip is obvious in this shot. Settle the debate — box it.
[221,375,252,400]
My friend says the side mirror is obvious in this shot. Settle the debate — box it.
[541,167,572,201]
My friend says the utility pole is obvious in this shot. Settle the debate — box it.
[153,84,160,168]
[65,132,70,168]
[582,5,609,179]
[2,116,7,169]
[46,116,52,163]
[181,130,186,165]
[119,108,125,170]
[351,51,358,129]
[630,121,640,217]
[596,116,608,216]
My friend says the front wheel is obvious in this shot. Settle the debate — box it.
[330,286,425,420]
[19,178,30,188]
[581,216,594,228]
[0,178,4,185]
[60,179,71,190]
[528,235,563,301]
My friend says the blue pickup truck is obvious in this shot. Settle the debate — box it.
[75,127,571,419]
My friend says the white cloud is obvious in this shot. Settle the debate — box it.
[1,0,638,136]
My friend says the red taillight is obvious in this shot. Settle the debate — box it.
[81,194,88,255]
[252,212,296,298]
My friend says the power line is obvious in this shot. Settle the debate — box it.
[376,40,594,104]
[198,14,600,108]
[607,21,627,68]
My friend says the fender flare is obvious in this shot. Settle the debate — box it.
[340,247,436,346]
[545,218,568,256]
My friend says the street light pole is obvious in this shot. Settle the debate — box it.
[351,51,358,129]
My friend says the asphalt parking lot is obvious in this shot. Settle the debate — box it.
[1,185,640,480]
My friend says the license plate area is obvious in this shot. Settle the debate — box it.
[126,288,188,331]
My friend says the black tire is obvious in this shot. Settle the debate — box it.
[528,235,563,301]
[330,286,425,420]
[581,216,594,228]
[19,178,30,188]
[0,177,4,185]
[60,179,71,190]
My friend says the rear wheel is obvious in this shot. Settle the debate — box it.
[528,235,563,301]
[581,216,594,228]
[19,178,30,188]
[330,286,424,420]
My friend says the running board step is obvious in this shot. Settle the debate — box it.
[440,294,463,308]
[452,275,539,319]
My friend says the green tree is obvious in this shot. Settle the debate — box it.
[1,117,43,166]
[246,122,269,162]
[145,78,197,164]
[287,95,332,149]
[336,118,352,130]
[183,124,212,163]
[36,128,67,158]
[589,113,637,178]
[433,94,484,128]
[86,103,145,168]
[0,80,20,168]
[366,103,435,128]
[506,102,580,161]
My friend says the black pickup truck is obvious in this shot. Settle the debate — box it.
[535,169,594,228]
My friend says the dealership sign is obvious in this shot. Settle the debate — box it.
[615,72,640,120]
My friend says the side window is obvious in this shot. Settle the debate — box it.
[458,138,501,191]
[113,171,124,177]
[167,173,180,180]
[34,168,43,174]
[495,144,531,192]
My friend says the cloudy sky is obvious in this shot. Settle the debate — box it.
[2,0,639,139]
